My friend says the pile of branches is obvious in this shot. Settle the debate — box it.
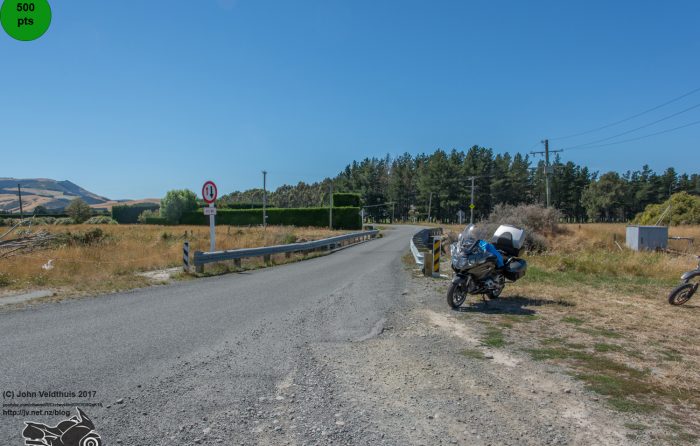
[0,219,62,259]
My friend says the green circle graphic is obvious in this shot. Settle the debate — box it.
[1,0,51,41]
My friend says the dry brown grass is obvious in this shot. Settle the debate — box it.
[0,224,346,297]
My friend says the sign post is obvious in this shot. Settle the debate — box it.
[202,181,218,252]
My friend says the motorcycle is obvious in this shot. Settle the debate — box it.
[447,224,528,309]
[667,256,700,305]
[22,408,101,446]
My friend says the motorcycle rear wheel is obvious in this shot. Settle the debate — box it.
[668,283,695,306]
[447,282,467,309]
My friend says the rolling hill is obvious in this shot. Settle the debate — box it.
[0,178,158,212]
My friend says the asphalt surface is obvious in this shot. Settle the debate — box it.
[0,225,415,444]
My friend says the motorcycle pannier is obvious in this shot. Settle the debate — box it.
[491,224,525,257]
[504,258,527,281]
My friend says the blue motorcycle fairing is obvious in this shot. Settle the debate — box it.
[478,240,504,268]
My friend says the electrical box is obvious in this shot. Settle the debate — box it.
[626,225,668,251]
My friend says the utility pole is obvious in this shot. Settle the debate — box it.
[531,139,563,208]
[427,192,432,222]
[329,183,333,230]
[391,202,395,223]
[262,170,267,229]
[468,176,476,224]
[17,183,24,220]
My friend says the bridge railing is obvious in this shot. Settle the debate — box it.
[190,230,379,272]
[410,227,443,265]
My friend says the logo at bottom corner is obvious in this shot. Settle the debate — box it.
[22,407,101,446]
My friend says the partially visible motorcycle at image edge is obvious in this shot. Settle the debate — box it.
[447,224,528,309]
[668,256,700,306]
[22,408,101,446]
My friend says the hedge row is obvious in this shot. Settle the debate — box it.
[180,207,361,229]
[142,217,169,225]
[219,203,264,209]
[111,203,160,224]
[332,193,361,207]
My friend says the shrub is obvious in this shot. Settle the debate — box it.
[85,216,118,225]
[279,233,298,244]
[142,217,168,225]
[477,204,562,252]
[54,217,75,225]
[62,228,107,246]
[66,198,92,223]
[112,203,160,224]
[161,190,198,224]
[31,217,56,225]
[333,193,361,207]
[137,209,160,223]
[0,272,12,287]
[180,207,362,229]
[633,192,700,225]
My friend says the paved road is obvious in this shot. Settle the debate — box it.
[0,225,416,444]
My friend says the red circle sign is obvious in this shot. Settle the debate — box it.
[202,181,218,204]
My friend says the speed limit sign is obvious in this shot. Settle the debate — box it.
[202,181,218,204]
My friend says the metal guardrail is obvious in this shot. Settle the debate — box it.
[192,229,379,272]
[410,227,443,265]
[410,238,424,265]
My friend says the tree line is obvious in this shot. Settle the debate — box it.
[220,146,700,223]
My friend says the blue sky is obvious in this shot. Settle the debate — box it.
[2,0,699,198]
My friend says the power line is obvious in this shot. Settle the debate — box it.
[551,86,700,140]
[566,118,700,151]
[562,101,700,150]
[526,141,541,151]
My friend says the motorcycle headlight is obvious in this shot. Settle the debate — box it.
[452,254,469,269]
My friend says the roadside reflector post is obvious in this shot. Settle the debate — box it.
[432,236,441,277]
[183,241,190,272]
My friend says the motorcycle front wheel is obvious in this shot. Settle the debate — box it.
[447,282,468,309]
[668,283,696,306]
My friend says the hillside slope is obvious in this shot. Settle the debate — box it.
[0,178,110,212]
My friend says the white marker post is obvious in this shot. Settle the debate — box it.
[202,180,218,252]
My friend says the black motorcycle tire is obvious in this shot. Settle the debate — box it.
[668,283,695,306]
[80,433,102,446]
[447,282,467,309]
